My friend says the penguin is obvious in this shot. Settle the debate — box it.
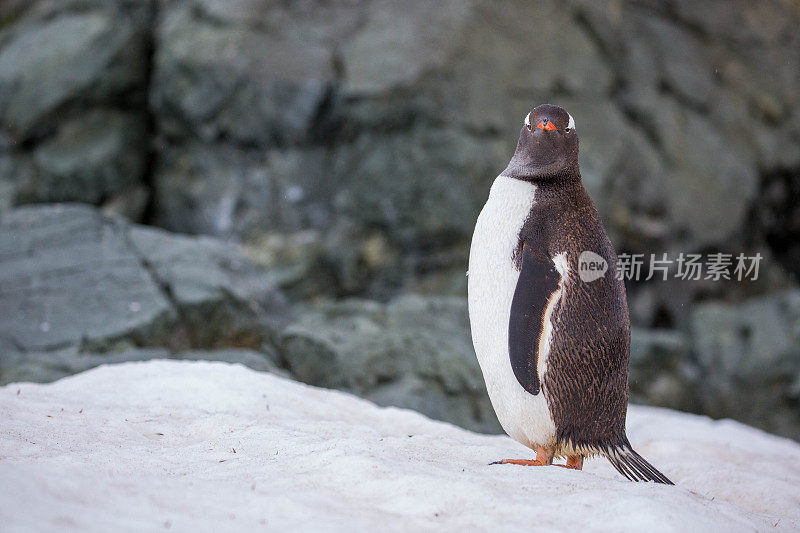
[467,104,673,484]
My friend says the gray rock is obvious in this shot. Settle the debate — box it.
[142,0,800,304]
[654,99,758,248]
[0,174,15,212]
[642,17,716,109]
[333,128,500,250]
[0,205,173,353]
[0,3,150,139]
[0,0,28,24]
[0,1,153,217]
[341,0,472,97]
[342,0,612,128]
[23,110,147,205]
[152,142,334,239]
[688,290,800,440]
[629,327,697,412]
[279,295,501,433]
[127,224,289,349]
[174,348,288,376]
[151,0,342,146]
[101,185,150,222]
[0,347,170,385]
[242,231,340,301]
[0,204,289,383]
[0,347,286,386]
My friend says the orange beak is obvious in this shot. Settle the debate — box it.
[536,120,557,131]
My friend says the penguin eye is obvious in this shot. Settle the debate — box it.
[526,123,532,131]
[565,127,573,133]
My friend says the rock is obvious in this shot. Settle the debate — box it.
[687,289,800,440]
[101,184,150,221]
[654,99,758,248]
[332,127,500,251]
[641,17,716,109]
[146,0,615,298]
[178,348,287,376]
[341,0,472,97]
[751,168,800,280]
[22,110,147,205]
[279,295,500,433]
[0,204,289,384]
[0,205,172,353]
[142,0,800,304]
[0,346,286,388]
[342,0,612,128]
[127,224,290,349]
[0,0,153,215]
[151,0,346,146]
[242,231,340,301]
[0,0,28,24]
[0,174,15,212]
[629,328,697,412]
[0,2,150,140]
[152,142,334,239]
[0,347,170,385]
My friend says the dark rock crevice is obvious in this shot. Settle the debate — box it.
[138,0,160,227]
[749,166,800,281]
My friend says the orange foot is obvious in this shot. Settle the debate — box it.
[491,446,554,466]
[491,458,548,466]
[554,455,584,470]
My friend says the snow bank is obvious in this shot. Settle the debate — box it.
[1,360,798,532]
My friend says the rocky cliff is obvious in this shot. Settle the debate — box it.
[0,1,799,439]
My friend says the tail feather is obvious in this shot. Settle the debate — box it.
[605,445,674,485]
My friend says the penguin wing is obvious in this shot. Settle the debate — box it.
[508,241,562,395]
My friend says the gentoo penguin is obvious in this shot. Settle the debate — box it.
[467,104,673,484]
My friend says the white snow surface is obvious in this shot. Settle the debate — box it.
[1,360,799,532]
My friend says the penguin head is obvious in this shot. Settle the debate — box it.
[502,104,579,182]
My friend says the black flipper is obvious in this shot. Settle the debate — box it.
[508,241,561,396]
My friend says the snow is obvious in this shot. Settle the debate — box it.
[1,361,799,532]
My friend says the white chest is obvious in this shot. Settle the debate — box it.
[467,176,557,449]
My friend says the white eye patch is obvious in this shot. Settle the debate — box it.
[524,111,576,130]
